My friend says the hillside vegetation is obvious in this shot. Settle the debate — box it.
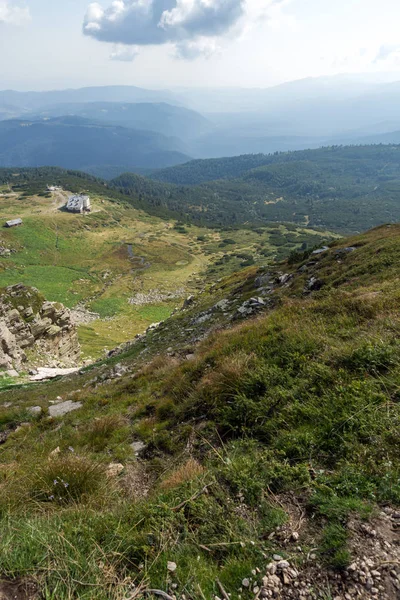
[114,145,400,233]
[0,171,331,360]
[1,224,399,599]
[3,144,400,235]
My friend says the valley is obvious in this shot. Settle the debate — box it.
[0,175,332,364]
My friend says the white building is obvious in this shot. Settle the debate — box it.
[47,185,62,192]
[66,195,91,214]
[4,218,23,228]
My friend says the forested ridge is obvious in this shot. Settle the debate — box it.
[113,145,400,232]
[3,144,400,233]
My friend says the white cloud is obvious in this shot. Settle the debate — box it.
[174,36,221,59]
[159,0,244,37]
[0,1,30,25]
[83,0,287,58]
[110,43,140,61]
[374,44,400,64]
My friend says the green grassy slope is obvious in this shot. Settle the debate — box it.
[1,224,399,598]
[0,177,332,360]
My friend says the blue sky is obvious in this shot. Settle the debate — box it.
[1,0,400,90]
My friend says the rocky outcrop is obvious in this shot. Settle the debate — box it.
[0,284,80,371]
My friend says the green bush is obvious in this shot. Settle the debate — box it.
[339,341,399,374]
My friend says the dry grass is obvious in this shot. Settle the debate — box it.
[195,351,256,401]
[83,414,127,452]
[160,458,205,491]
[138,355,181,379]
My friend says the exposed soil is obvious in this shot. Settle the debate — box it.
[249,496,400,599]
[0,579,38,600]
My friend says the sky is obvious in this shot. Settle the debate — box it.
[1,0,400,90]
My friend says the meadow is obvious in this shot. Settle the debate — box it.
[0,186,334,359]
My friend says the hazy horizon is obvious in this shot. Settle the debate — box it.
[2,70,400,94]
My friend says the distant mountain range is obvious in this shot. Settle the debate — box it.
[0,116,190,171]
[27,101,214,142]
[3,75,400,172]
[0,85,180,113]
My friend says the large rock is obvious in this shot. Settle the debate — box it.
[0,321,18,368]
[48,399,82,417]
[0,284,80,370]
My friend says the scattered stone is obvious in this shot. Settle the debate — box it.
[130,289,185,306]
[335,247,357,255]
[311,246,329,255]
[30,367,79,381]
[6,369,19,378]
[213,299,230,311]
[277,273,292,285]
[242,579,250,588]
[305,277,324,292]
[106,463,124,477]
[167,561,177,572]
[131,441,146,455]
[255,274,272,288]
[183,295,195,308]
[49,400,82,417]
[27,406,42,416]
[235,297,267,319]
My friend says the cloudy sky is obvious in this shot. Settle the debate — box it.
[1,0,400,90]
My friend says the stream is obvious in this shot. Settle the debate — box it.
[127,244,151,270]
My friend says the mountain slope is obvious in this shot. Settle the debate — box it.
[1,224,400,598]
[29,102,215,141]
[114,145,400,232]
[150,154,274,184]
[0,85,181,111]
[0,117,191,171]
[0,168,334,360]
